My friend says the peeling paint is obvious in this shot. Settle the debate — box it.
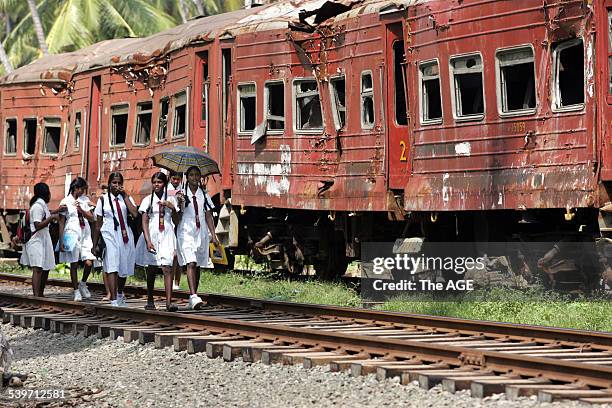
[237,145,292,197]
[454,142,471,156]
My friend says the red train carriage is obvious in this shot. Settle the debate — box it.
[0,0,609,285]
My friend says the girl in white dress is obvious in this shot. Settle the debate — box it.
[167,171,183,290]
[135,172,179,311]
[92,172,138,307]
[176,166,220,309]
[58,177,95,301]
[20,182,66,297]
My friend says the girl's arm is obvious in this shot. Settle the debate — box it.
[125,195,138,218]
[205,211,219,246]
[58,214,66,252]
[78,204,96,222]
[33,213,58,232]
[141,212,155,253]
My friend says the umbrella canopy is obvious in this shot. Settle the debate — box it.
[152,146,220,176]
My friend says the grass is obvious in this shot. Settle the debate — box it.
[1,262,610,332]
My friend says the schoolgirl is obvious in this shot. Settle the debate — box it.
[176,166,220,309]
[92,172,138,307]
[135,172,179,311]
[167,171,183,290]
[58,177,95,301]
[20,183,66,297]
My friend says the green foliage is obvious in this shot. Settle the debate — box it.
[0,0,244,74]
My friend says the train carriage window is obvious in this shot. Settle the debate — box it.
[330,76,346,130]
[173,91,187,139]
[393,41,408,125]
[496,47,536,115]
[450,54,484,119]
[552,39,584,110]
[42,117,61,155]
[238,83,256,133]
[23,118,37,156]
[157,97,169,142]
[419,61,442,123]
[361,72,375,128]
[111,104,128,146]
[295,79,323,131]
[73,112,81,150]
[134,101,152,145]
[201,61,209,122]
[265,82,284,131]
[4,119,16,154]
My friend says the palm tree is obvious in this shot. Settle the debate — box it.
[26,0,48,55]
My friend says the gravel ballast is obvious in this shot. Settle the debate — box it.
[0,321,606,408]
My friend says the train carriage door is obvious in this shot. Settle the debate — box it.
[602,2,612,180]
[194,52,209,150]
[386,22,411,189]
[87,76,101,185]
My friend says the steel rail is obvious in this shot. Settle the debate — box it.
[0,291,611,389]
[1,272,610,347]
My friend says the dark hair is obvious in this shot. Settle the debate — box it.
[147,172,168,215]
[69,177,88,195]
[107,172,124,231]
[30,182,50,206]
[169,171,183,178]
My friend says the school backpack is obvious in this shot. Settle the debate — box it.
[16,209,32,244]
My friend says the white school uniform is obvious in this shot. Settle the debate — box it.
[20,199,55,271]
[94,193,136,277]
[177,187,213,267]
[59,194,95,263]
[135,193,179,267]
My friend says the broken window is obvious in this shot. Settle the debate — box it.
[73,112,81,150]
[330,76,346,130]
[497,47,536,114]
[157,98,169,142]
[295,79,323,131]
[450,54,484,118]
[393,41,408,125]
[23,118,37,156]
[111,104,128,146]
[238,83,256,133]
[42,117,61,155]
[553,39,584,109]
[4,118,16,154]
[361,72,375,128]
[135,101,152,145]
[265,82,284,131]
[173,91,187,139]
[420,61,442,123]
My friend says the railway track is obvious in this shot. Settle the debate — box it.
[0,273,611,404]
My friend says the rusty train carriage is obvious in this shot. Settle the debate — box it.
[0,0,610,281]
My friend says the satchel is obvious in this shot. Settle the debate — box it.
[94,196,107,258]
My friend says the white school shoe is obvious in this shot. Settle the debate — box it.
[188,294,204,310]
[73,289,82,302]
[110,299,119,307]
[78,282,91,299]
[172,283,180,291]
[117,293,127,307]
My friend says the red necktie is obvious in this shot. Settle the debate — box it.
[78,211,85,228]
[76,199,85,228]
[192,195,200,229]
[158,202,165,231]
[115,198,129,243]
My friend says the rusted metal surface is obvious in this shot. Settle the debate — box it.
[402,0,602,211]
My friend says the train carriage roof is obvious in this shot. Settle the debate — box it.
[0,0,424,86]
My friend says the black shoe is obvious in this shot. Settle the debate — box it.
[166,303,178,312]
